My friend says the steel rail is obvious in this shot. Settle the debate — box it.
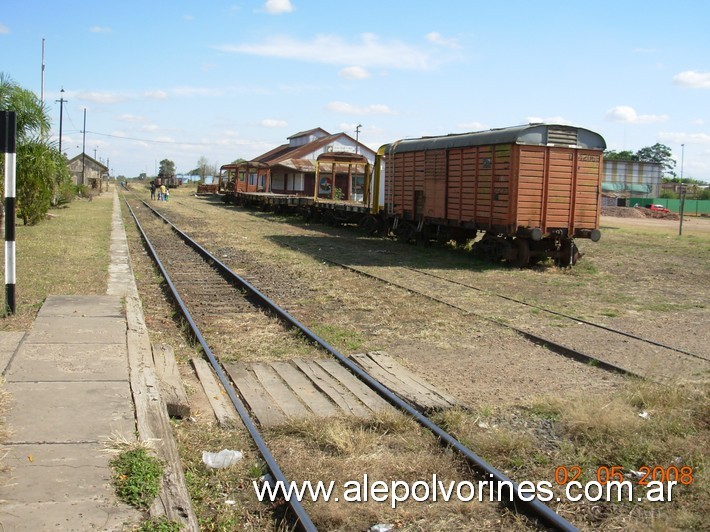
[275,241,639,379]
[134,198,579,532]
[123,198,318,532]
[403,266,709,364]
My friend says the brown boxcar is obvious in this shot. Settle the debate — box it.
[378,124,606,265]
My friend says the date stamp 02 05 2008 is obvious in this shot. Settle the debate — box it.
[554,465,694,487]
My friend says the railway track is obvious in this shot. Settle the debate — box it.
[274,238,708,382]
[121,192,578,531]
[186,197,707,382]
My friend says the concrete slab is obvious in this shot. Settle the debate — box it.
[0,500,140,531]
[0,443,126,503]
[5,343,129,382]
[38,295,123,318]
[0,331,25,373]
[24,317,126,345]
[5,381,135,443]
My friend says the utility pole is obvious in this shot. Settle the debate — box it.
[55,87,67,155]
[82,108,86,186]
[355,124,362,154]
[40,39,45,139]
[679,143,686,236]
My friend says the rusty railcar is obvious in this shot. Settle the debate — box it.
[376,124,605,266]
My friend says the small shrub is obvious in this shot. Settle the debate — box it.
[110,447,163,509]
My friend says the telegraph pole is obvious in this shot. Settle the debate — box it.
[82,108,86,185]
[679,143,686,236]
[56,87,67,154]
[355,124,362,154]
[41,38,45,139]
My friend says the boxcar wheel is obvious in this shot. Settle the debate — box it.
[395,222,416,243]
[556,240,580,267]
[358,215,381,236]
[510,238,530,267]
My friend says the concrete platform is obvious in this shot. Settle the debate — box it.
[0,188,198,531]
[0,295,141,530]
[0,190,144,530]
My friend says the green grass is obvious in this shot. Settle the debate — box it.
[311,323,364,352]
[138,517,183,532]
[110,447,164,509]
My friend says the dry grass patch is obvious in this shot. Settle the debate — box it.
[0,193,113,329]
[436,379,709,530]
[266,410,521,531]
[175,420,287,531]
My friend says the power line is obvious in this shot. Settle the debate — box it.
[85,130,212,146]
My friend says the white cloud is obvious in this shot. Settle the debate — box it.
[89,26,111,33]
[526,116,574,125]
[264,0,293,14]
[76,91,128,104]
[604,106,669,124]
[261,118,287,128]
[339,66,371,80]
[673,70,710,89]
[216,33,432,70]
[425,32,460,49]
[326,101,395,116]
[0,23,9,34]
[144,90,168,100]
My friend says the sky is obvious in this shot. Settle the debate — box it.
[2,0,709,179]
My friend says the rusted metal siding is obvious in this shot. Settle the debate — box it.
[383,125,604,237]
[423,150,446,218]
[446,146,497,226]
[573,151,603,230]
[514,147,601,233]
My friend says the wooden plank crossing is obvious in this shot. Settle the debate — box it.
[222,353,457,427]
[152,343,191,419]
[224,362,288,427]
[349,352,458,411]
[191,358,240,427]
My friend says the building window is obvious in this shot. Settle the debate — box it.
[272,174,285,189]
[293,174,305,192]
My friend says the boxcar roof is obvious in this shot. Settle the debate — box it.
[381,124,606,154]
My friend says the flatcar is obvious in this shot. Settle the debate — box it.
[219,124,606,267]
[374,124,605,266]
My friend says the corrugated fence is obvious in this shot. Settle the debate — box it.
[628,197,710,215]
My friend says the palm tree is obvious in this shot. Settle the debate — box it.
[0,73,50,141]
[1,73,65,224]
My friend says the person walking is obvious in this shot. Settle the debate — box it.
[150,181,156,200]
[160,183,167,201]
